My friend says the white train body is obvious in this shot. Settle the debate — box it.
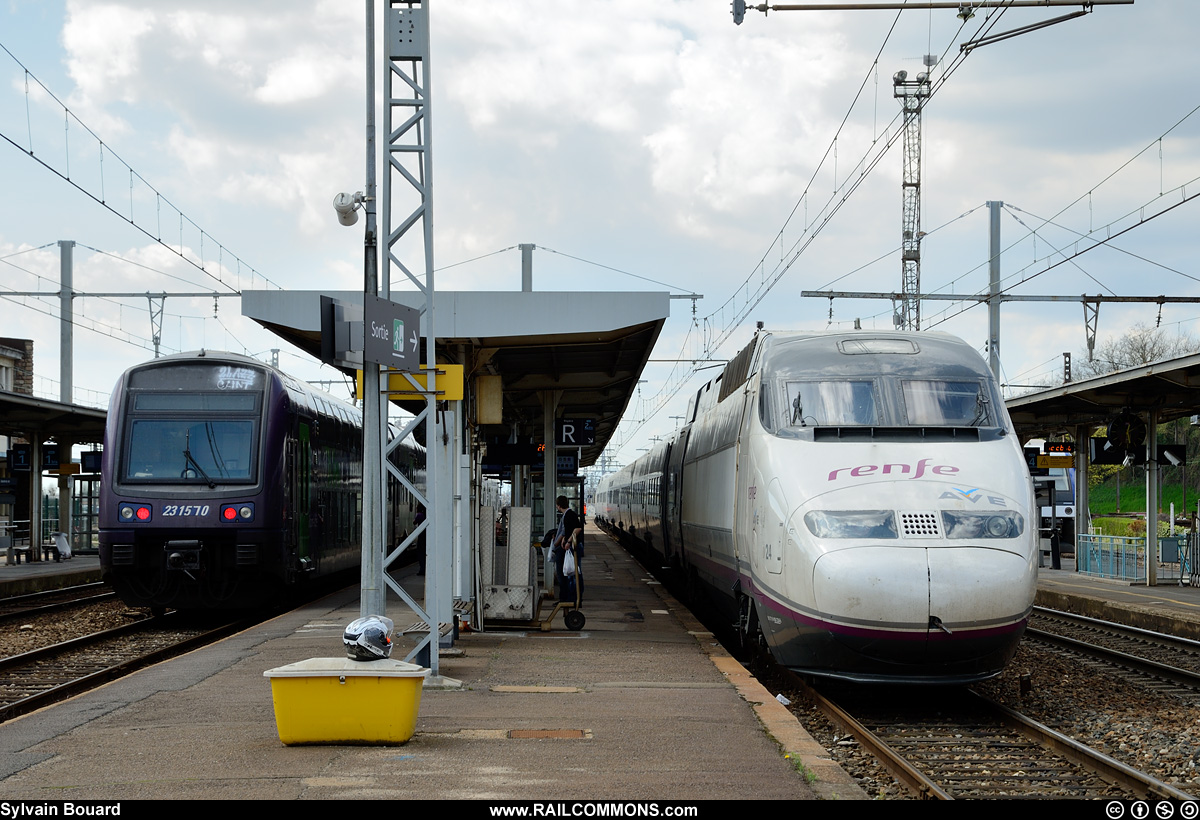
[597,331,1037,684]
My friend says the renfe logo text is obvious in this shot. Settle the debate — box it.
[827,458,958,482]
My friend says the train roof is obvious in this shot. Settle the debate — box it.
[119,350,362,422]
[759,330,991,378]
[124,349,269,373]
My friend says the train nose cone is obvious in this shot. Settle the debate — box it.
[812,547,930,643]
[812,546,1034,664]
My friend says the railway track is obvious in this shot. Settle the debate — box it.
[799,679,1194,800]
[0,612,252,723]
[636,532,1200,798]
[0,582,118,624]
[1028,607,1200,694]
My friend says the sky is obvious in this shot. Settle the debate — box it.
[1,0,1199,470]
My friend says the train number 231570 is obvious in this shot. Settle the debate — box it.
[161,505,210,517]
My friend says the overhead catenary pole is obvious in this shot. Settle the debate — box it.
[374,0,456,684]
[1147,408,1159,586]
[520,243,534,292]
[58,240,74,554]
[988,200,1002,379]
[894,69,931,330]
[361,0,385,618]
[58,241,73,404]
[734,0,1132,338]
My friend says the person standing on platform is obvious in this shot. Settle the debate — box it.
[553,495,584,602]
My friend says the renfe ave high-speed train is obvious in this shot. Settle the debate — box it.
[595,330,1037,684]
[99,351,423,613]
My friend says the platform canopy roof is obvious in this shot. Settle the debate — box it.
[1005,352,1200,439]
[0,392,107,443]
[242,289,670,466]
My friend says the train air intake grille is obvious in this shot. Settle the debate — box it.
[900,512,941,538]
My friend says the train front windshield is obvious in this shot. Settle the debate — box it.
[763,337,1001,434]
[121,380,262,484]
[775,378,995,430]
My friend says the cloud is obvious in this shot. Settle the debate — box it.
[4,0,1200,447]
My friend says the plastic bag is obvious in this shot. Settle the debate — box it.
[563,548,576,576]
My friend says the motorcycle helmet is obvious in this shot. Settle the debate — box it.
[343,615,395,661]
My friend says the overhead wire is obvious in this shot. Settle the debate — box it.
[0,40,279,295]
[1002,203,1200,286]
[535,246,694,293]
[610,5,1008,454]
[923,191,1200,332]
[0,244,234,349]
[706,1,1003,341]
[920,95,1200,330]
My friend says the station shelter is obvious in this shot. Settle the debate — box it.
[1007,352,1200,585]
[0,365,106,561]
[242,287,669,627]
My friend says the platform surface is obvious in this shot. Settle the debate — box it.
[0,534,855,802]
[3,542,1199,802]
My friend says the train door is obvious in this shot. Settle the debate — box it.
[286,423,313,567]
[734,371,764,578]
[665,428,689,563]
[298,422,312,563]
[655,442,672,558]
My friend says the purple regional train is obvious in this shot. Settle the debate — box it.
[99,351,422,613]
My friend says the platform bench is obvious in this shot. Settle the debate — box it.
[5,545,31,565]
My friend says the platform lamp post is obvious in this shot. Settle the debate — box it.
[332,0,386,618]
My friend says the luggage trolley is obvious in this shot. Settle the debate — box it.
[480,509,585,632]
[539,537,585,631]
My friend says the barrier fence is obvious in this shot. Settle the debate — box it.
[1077,531,1198,585]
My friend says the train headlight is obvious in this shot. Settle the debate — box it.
[803,510,898,539]
[941,510,1024,539]
[221,503,254,523]
[119,504,152,522]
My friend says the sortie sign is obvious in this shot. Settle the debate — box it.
[363,295,421,372]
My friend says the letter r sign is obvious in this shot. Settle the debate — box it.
[556,418,595,446]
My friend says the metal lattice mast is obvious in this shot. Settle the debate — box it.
[893,67,931,330]
[379,1,445,677]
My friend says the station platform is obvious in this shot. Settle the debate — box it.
[1036,555,1200,639]
[3,540,1200,802]
[0,532,858,802]
[0,552,102,597]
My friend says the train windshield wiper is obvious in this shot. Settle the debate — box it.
[791,394,806,427]
[182,430,217,488]
[970,392,990,427]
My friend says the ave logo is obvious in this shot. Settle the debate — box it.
[940,488,1007,507]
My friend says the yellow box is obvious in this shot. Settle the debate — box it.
[355,364,465,402]
[263,657,429,745]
